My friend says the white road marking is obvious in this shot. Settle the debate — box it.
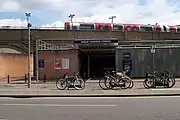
[0,104,116,107]
[0,96,180,100]
[151,88,180,90]
[120,96,180,99]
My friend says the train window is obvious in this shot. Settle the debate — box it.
[99,25,103,30]
[169,28,174,32]
[80,24,94,30]
[132,26,138,31]
[113,25,123,31]
[140,26,153,32]
[127,27,131,31]
[72,26,78,30]
[177,27,180,32]
[104,24,109,30]
[155,26,161,32]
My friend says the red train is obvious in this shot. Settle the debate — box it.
[64,21,180,33]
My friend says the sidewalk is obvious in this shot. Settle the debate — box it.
[0,82,180,98]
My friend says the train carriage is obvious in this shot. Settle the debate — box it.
[64,21,180,33]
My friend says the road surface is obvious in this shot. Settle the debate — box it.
[0,97,180,120]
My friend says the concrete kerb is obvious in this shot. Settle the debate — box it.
[1,93,180,98]
[6,78,180,84]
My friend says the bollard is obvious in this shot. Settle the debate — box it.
[25,74,27,83]
[83,73,86,79]
[44,74,46,83]
[7,75,10,84]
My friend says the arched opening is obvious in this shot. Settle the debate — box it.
[0,48,21,54]
[0,46,33,82]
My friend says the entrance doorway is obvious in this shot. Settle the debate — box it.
[79,49,115,79]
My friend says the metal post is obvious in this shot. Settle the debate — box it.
[69,14,75,39]
[35,38,39,82]
[69,14,75,29]
[151,45,156,72]
[88,55,90,78]
[109,16,116,24]
[25,12,31,88]
[152,52,155,72]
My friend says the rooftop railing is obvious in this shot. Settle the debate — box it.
[0,26,65,30]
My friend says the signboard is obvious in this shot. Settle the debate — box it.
[39,59,44,68]
[62,58,69,69]
[54,58,62,69]
[151,49,156,54]
[73,39,119,44]
[122,59,132,76]
[124,52,131,59]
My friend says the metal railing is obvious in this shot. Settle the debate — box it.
[38,40,76,51]
[0,26,65,30]
[117,44,180,49]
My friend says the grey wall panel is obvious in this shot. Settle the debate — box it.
[115,47,180,77]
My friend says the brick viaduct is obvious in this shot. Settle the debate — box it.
[0,29,180,53]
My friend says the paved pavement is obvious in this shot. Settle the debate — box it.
[0,97,180,120]
[0,80,180,97]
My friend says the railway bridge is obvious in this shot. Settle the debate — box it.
[0,27,180,79]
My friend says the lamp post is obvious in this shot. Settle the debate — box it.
[69,14,75,29]
[109,16,116,24]
[25,12,31,88]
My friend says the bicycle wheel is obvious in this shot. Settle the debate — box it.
[56,79,67,90]
[104,77,114,89]
[73,79,85,90]
[144,78,154,89]
[167,77,176,88]
[128,79,134,89]
[143,79,149,89]
[121,77,131,89]
[99,78,108,90]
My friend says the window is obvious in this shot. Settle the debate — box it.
[140,26,153,32]
[113,25,123,31]
[155,26,161,32]
[80,24,94,30]
[104,24,109,30]
[132,26,138,31]
[177,27,180,33]
[72,26,77,30]
[169,28,175,32]
[127,27,131,31]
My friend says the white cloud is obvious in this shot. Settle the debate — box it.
[0,19,26,26]
[0,0,180,26]
[41,21,64,29]
[1,1,20,12]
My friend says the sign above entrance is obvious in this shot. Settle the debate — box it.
[73,39,119,44]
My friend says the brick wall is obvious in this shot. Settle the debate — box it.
[38,50,78,80]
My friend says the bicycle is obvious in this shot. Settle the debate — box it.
[143,71,176,88]
[100,70,134,89]
[56,72,85,90]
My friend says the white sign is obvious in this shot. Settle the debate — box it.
[62,58,69,69]
[151,49,156,54]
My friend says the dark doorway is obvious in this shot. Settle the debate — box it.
[79,50,115,79]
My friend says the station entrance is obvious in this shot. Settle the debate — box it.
[79,48,116,79]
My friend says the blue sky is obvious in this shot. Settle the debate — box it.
[0,0,180,27]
